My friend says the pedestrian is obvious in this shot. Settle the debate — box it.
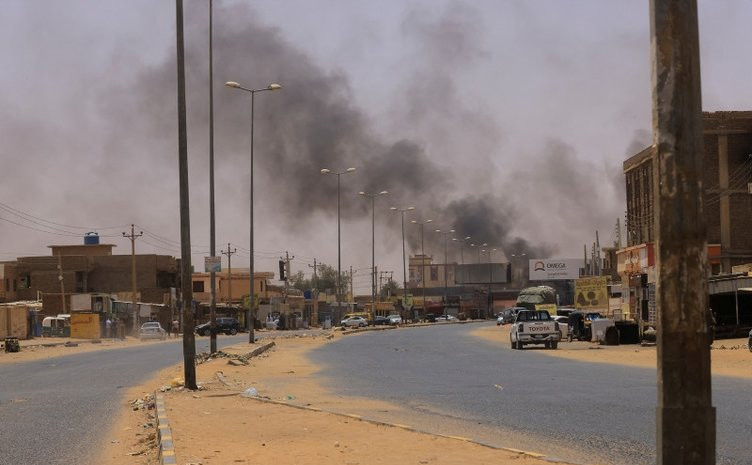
[171,319,180,338]
[105,318,113,339]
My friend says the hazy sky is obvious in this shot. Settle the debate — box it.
[1,1,751,294]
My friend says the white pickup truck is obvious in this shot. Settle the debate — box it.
[510,309,561,350]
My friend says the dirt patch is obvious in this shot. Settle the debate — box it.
[474,324,751,378]
[0,336,175,364]
[95,330,560,465]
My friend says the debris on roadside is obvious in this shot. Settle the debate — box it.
[130,393,155,411]
[215,371,231,386]
[240,387,258,398]
[195,350,249,365]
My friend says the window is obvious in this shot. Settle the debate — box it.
[431,266,439,281]
[192,281,205,293]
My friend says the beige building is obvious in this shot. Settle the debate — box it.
[408,254,456,289]
[191,269,275,304]
[0,262,18,303]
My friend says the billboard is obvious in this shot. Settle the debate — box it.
[528,259,583,281]
[574,276,609,310]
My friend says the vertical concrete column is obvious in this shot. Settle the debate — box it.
[718,134,731,272]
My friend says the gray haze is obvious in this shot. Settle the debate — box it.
[2,1,752,293]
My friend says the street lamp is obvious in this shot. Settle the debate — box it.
[391,206,415,322]
[411,218,432,317]
[359,190,389,316]
[435,228,455,319]
[225,80,282,343]
[321,167,357,313]
[481,247,497,318]
[452,236,471,285]
[470,242,488,263]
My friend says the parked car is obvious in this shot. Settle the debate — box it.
[373,316,390,326]
[424,313,437,323]
[341,316,368,328]
[435,314,456,322]
[195,317,241,336]
[551,315,569,339]
[139,321,166,340]
[387,314,402,325]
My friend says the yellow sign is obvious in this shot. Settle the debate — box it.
[535,303,557,313]
[575,277,609,310]
[70,313,100,339]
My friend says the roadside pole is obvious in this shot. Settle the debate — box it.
[176,0,197,390]
[650,1,714,463]
[122,224,143,334]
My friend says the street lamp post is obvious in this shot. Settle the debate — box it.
[321,168,357,314]
[391,206,415,322]
[411,218,432,317]
[359,190,389,316]
[225,80,282,344]
[481,247,497,318]
[435,229,455,319]
[452,236,471,285]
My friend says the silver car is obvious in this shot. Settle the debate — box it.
[139,321,167,340]
[341,316,368,328]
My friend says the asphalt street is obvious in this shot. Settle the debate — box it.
[0,334,251,465]
[309,322,752,465]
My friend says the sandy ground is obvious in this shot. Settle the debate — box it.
[97,330,558,465]
[0,335,177,364]
[473,324,752,379]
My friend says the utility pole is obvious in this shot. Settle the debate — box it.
[56,253,66,314]
[349,265,354,303]
[207,0,218,355]
[280,251,293,303]
[122,224,143,333]
[221,243,236,303]
[651,1,714,463]
[175,0,197,390]
[308,258,318,291]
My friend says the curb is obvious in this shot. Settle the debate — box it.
[243,341,276,358]
[154,394,177,465]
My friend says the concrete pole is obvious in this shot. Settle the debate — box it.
[122,224,143,333]
[651,1,715,463]
[208,0,217,355]
[175,0,198,390]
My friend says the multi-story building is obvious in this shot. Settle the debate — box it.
[0,262,18,303]
[619,111,752,328]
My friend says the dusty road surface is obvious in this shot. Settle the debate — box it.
[99,330,563,465]
[0,335,175,364]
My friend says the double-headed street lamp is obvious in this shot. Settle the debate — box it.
[452,235,472,284]
[225,80,282,343]
[435,228,455,319]
[470,242,488,263]
[391,206,415,321]
[321,167,357,312]
[410,218,432,315]
[359,190,389,314]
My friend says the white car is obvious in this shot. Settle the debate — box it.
[435,314,457,322]
[387,314,402,325]
[341,316,368,328]
[139,321,167,340]
[552,315,569,339]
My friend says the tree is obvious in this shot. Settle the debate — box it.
[315,263,349,296]
[380,278,400,299]
[289,271,310,292]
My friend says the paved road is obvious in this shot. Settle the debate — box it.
[309,322,751,465]
[0,334,252,465]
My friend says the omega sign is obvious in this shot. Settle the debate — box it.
[528,259,583,281]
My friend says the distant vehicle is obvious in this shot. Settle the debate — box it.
[387,314,402,325]
[551,315,569,339]
[424,313,437,323]
[139,321,166,340]
[498,307,525,325]
[341,316,368,328]
[435,314,456,322]
[373,316,390,326]
[556,307,576,317]
[496,315,504,325]
[195,317,241,336]
[516,286,558,311]
[510,310,561,350]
